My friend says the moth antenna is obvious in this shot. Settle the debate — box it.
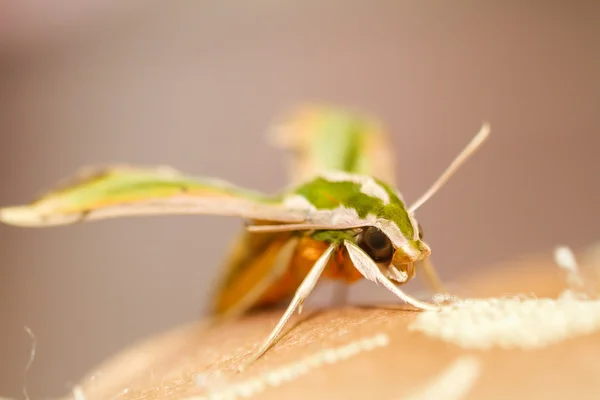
[408,122,490,213]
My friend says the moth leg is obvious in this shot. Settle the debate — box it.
[344,240,438,311]
[238,244,336,371]
[216,237,300,323]
[418,258,448,294]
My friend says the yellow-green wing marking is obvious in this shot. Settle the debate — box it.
[0,165,306,227]
[269,105,397,185]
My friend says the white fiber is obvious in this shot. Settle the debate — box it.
[410,293,600,350]
[411,245,600,350]
[188,333,390,400]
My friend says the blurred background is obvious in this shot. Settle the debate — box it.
[0,0,598,397]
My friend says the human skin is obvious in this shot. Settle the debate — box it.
[57,250,600,400]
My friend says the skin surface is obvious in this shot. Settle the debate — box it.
[56,251,600,400]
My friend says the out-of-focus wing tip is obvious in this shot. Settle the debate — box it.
[0,206,72,227]
[0,206,42,227]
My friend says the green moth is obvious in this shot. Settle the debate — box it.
[0,105,490,369]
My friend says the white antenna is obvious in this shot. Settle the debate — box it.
[409,123,491,213]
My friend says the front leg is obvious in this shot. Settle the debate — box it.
[238,244,336,371]
[344,240,439,311]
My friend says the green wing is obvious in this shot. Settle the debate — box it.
[0,165,306,227]
[269,104,397,184]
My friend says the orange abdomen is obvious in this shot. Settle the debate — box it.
[212,232,362,316]
[256,236,363,307]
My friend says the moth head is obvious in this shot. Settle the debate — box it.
[355,222,430,282]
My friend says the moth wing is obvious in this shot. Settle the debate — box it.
[0,165,306,227]
[269,105,397,184]
[211,229,301,318]
[212,229,337,318]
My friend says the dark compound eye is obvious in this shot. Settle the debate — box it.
[357,227,394,263]
[418,223,424,240]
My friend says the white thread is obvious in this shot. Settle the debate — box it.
[22,327,36,400]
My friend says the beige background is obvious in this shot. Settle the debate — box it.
[0,1,598,398]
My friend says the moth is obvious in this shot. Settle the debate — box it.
[0,106,490,370]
